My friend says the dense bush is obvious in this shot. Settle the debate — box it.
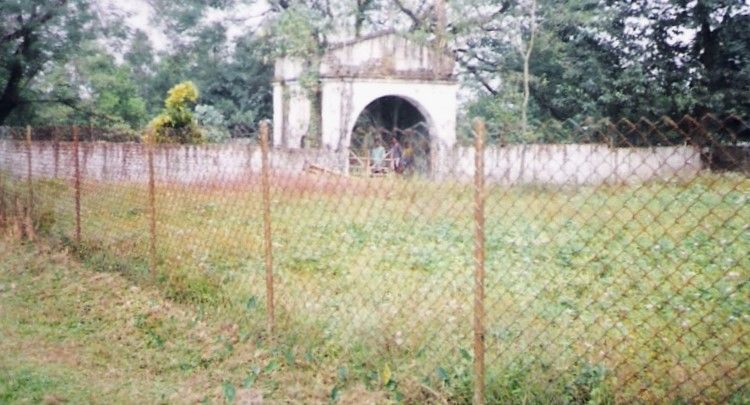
[147,81,203,144]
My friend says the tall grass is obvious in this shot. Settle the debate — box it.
[4,171,748,403]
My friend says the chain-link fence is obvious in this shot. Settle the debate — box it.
[0,115,747,403]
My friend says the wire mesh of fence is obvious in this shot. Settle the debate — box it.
[0,115,747,403]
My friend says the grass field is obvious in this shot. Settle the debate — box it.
[1,171,748,403]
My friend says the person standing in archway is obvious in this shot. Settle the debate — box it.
[401,140,414,174]
[389,137,403,173]
[370,139,386,174]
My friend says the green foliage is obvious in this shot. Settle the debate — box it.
[0,368,85,404]
[20,44,147,129]
[222,380,236,403]
[463,89,526,143]
[121,2,273,135]
[564,362,612,404]
[75,44,147,128]
[157,266,224,306]
[0,1,146,127]
[4,0,749,138]
[195,104,230,143]
[0,0,95,124]
[148,81,203,144]
[124,30,155,99]
[460,0,750,141]
[268,6,321,58]
[165,81,199,109]
[196,35,273,134]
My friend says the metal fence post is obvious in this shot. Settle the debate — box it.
[0,130,6,228]
[260,120,275,338]
[25,126,35,241]
[147,130,157,273]
[13,193,22,239]
[53,127,60,178]
[73,126,81,244]
[0,157,5,229]
[472,118,486,405]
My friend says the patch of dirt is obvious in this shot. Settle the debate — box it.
[8,341,84,368]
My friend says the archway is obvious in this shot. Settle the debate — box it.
[349,95,433,175]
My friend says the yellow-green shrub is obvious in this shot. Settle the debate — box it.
[146,81,203,144]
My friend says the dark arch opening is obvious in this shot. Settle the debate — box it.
[350,96,431,175]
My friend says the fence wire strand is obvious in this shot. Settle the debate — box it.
[0,115,748,403]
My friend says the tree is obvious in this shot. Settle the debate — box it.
[526,0,630,121]
[134,1,274,135]
[671,0,750,116]
[0,0,93,124]
[73,44,147,128]
[200,35,272,134]
[124,29,156,112]
[513,0,537,138]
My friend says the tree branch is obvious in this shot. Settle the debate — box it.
[391,0,421,29]
[456,56,497,95]
[0,0,67,46]
[447,1,512,35]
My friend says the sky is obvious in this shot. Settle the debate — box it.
[100,0,166,50]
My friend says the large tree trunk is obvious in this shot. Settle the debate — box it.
[0,2,66,124]
[694,1,719,75]
[692,0,720,116]
[0,51,26,125]
[520,0,537,139]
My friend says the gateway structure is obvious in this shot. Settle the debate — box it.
[272,31,458,174]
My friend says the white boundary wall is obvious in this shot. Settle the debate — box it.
[0,140,702,186]
[450,144,703,185]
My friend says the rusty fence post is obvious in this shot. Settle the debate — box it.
[260,120,275,338]
[147,130,157,273]
[73,126,82,244]
[0,131,6,228]
[25,126,35,241]
[0,152,5,228]
[472,118,486,405]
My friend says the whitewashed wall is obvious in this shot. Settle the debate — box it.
[0,140,702,186]
[0,141,343,185]
[273,33,458,152]
[448,144,703,185]
[320,34,454,77]
[273,81,312,149]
